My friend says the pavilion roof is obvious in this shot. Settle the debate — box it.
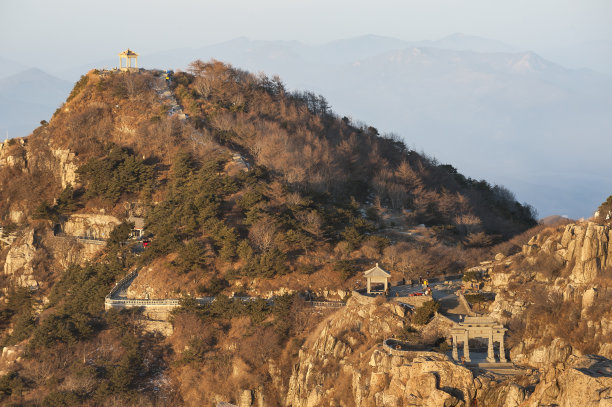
[128,215,145,229]
[119,49,139,57]
[363,263,391,278]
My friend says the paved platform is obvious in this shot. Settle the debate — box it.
[448,351,525,376]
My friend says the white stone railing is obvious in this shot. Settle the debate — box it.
[306,300,346,308]
[457,292,477,317]
[105,297,214,307]
[105,267,346,315]
[106,269,138,299]
[54,233,107,246]
[76,236,106,245]
[382,339,448,360]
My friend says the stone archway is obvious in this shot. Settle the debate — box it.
[451,316,507,363]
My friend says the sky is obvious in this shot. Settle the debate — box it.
[1,0,611,72]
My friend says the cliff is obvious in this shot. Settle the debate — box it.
[2,222,105,292]
[486,221,612,366]
[284,290,612,407]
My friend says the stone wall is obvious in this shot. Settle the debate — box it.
[389,294,432,308]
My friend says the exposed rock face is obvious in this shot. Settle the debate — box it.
[286,294,406,407]
[0,345,24,376]
[9,209,26,224]
[1,140,78,187]
[522,355,612,407]
[50,148,78,189]
[490,223,612,314]
[285,294,612,406]
[367,351,476,407]
[510,337,574,367]
[3,228,38,288]
[485,221,612,368]
[284,293,484,407]
[63,214,121,239]
[0,139,27,171]
[2,226,104,289]
[283,221,612,406]
[522,222,611,284]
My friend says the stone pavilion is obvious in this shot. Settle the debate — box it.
[364,263,391,294]
[119,49,139,71]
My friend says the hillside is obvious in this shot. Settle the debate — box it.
[0,64,538,296]
[142,37,612,218]
[0,64,543,405]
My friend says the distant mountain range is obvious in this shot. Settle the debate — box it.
[0,67,71,139]
[1,34,611,218]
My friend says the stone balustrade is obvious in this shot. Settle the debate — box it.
[105,270,344,319]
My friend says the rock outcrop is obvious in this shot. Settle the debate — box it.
[3,228,39,288]
[50,147,78,189]
[285,293,612,407]
[284,293,484,407]
[62,214,121,239]
[0,139,27,171]
[485,221,612,367]
[521,222,612,284]
[283,221,612,406]
[2,225,105,290]
[521,355,612,407]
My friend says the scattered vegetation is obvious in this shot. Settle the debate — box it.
[66,74,89,103]
[596,194,612,225]
[411,300,440,325]
[77,145,154,203]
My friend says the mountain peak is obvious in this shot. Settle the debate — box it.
[511,51,554,73]
[433,33,519,53]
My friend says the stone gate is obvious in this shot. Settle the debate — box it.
[450,316,507,363]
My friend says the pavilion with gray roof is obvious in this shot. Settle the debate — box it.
[364,263,391,294]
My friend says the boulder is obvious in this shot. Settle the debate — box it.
[582,287,598,309]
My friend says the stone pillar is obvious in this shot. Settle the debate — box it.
[487,330,495,363]
[367,278,371,294]
[499,335,507,362]
[463,331,470,362]
[384,278,388,293]
[119,57,122,69]
[452,335,458,361]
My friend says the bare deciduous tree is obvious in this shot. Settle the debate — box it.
[455,214,482,235]
[249,217,277,252]
[296,210,324,239]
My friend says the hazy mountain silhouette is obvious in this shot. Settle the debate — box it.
[0,56,30,79]
[543,40,612,75]
[0,68,71,138]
